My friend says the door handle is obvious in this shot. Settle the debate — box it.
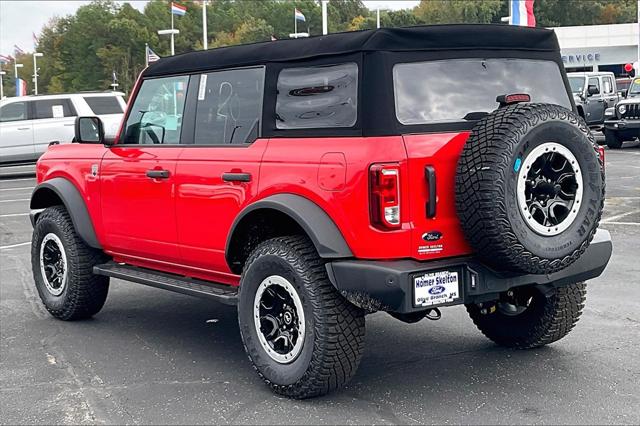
[64,123,75,127]
[222,172,251,183]
[17,127,30,131]
[425,166,436,218]
[146,169,170,179]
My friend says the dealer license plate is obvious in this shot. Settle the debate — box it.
[414,270,460,307]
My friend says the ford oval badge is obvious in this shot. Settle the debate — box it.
[429,285,446,295]
[422,231,442,242]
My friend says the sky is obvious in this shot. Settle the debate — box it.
[0,1,420,57]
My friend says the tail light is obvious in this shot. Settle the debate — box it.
[597,145,605,172]
[370,164,401,230]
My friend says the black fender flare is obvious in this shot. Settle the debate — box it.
[226,194,353,264]
[30,177,101,249]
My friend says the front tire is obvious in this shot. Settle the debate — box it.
[466,282,586,349]
[238,236,365,399]
[31,206,109,320]
[604,129,623,149]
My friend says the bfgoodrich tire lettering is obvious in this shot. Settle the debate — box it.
[238,236,365,399]
[31,206,109,320]
[456,103,605,274]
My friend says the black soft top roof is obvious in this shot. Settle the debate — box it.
[144,24,560,77]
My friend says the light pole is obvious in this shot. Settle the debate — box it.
[33,52,43,95]
[0,70,6,99]
[158,29,180,56]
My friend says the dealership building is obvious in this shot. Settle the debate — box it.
[553,23,639,77]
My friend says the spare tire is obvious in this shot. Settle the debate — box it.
[455,103,604,274]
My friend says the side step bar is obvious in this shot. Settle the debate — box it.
[93,262,238,306]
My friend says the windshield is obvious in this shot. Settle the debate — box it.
[629,78,640,96]
[569,77,586,94]
[393,58,572,125]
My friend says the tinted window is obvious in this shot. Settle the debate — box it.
[34,99,75,119]
[569,77,585,94]
[276,63,358,129]
[588,77,600,94]
[194,67,264,145]
[629,78,640,95]
[0,102,28,122]
[393,59,572,125]
[84,96,123,115]
[121,76,188,145]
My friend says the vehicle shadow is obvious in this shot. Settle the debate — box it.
[87,284,579,409]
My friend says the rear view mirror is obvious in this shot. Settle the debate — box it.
[74,116,105,144]
[587,85,599,96]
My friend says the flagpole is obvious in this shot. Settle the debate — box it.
[170,8,175,55]
[377,7,380,28]
[202,1,208,50]
[294,8,297,38]
[322,1,328,35]
[145,43,149,67]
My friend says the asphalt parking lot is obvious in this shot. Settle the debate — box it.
[1,142,639,425]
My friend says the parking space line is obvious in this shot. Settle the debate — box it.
[0,187,34,192]
[602,222,640,226]
[602,210,640,223]
[0,177,36,182]
[0,213,29,218]
[0,241,30,250]
[0,198,30,203]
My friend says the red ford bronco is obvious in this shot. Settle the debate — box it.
[30,25,612,398]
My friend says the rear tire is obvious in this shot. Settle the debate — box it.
[238,236,365,399]
[466,282,586,349]
[604,129,623,149]
[31,206,109,320]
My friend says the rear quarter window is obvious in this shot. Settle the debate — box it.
[393,58,572,125]
[83,96,124,115]
[276,63,358,129]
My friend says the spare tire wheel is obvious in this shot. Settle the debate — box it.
[455,103,605,274]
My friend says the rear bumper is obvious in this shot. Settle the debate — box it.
[326,229,612,314]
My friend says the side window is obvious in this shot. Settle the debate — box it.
[194,67,264,145]
[588,77,600,94]
[0,102,28,122]
[121,76,188,145]
[33,99,76,119]
[83,96,124,115]
[602,77,613,94]
[276,63,358,129]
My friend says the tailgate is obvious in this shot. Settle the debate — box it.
[402,132,473,260]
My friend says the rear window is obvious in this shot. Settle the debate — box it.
[83,96,123,115]
[393,58,572,125]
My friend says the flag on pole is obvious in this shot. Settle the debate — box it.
[15,78,27,96]
[33,32,39,46]
[295,8,306,22]
[146,45,160,64]
[0,54,12,64]
[14,45,24,56]
[171,2,187,16]
[509,0,536,27]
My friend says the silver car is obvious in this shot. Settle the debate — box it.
[0,92,126,164]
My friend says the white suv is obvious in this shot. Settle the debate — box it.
[0,92,126,164]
